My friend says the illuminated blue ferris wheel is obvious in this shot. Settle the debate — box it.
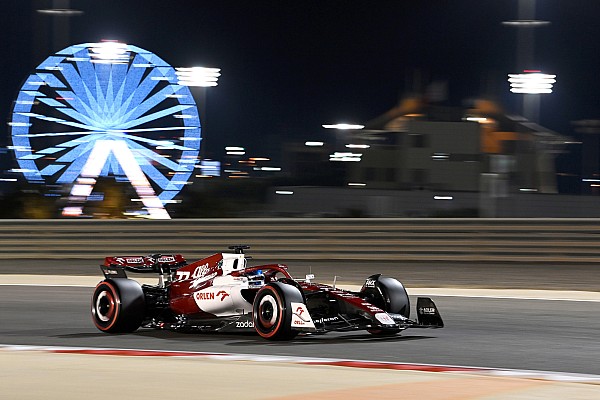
[9,42,202,217]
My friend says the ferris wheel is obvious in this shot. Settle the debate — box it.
[9,42,202,218]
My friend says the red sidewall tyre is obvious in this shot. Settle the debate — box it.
[91,279,145,333]
[252,282,303,340]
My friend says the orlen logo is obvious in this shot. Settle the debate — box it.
[195,292,215,301]
[216,290,229,301]
[195,291,229,301]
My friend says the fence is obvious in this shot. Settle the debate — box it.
[2,218,600,264]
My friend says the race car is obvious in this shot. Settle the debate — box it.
[91,245,443,340]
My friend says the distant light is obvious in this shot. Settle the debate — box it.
[0,178,17,182]
[305,141,324,147]
[226,151,245,156]
[8,122,32,128]
[62,207,83,216]
[464,117,488,123]
[433,196,453,200]
[225,146,245,151]
[345,144,370,149]
[502,20,550,27]
[508,72,556,94]
[89,41,129,64]
[348,182,366,187]
[519,188,538,192]
[258,167,281,171]
[250,157,270,161]
[200,160,221,177]
[275,190,294,195]
[7,145,31,151]
[329,152,362,162]
[9,168,36,173]
[176,67,221,87]
[322,124,365,130]
[432,153,449,160]
[37,9,84,16]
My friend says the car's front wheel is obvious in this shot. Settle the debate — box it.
[253,282,302,340]
[91,279,145,333]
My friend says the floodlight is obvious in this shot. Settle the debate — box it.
[176,67,221,87]
[508,71,556,94]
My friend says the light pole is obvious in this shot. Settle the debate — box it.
[502,0,552,123]
[501,0,560,195]
[508,71,556,122]
[175,67,221,180]
[36,0,83,53]
[175,67,221,124]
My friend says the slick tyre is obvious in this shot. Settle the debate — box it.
[362,275,410,318]
[91,279,145,333]
[253,282,303,340]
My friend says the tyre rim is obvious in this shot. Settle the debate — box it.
[258,294,278,329]
[95,290,116,322]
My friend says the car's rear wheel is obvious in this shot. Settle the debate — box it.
[253,282,302,340]
[91,279,145,333]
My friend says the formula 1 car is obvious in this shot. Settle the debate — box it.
[91,246,443,340]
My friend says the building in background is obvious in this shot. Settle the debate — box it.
[272,95,571,217]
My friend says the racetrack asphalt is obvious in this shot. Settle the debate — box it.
[2,260,600,399]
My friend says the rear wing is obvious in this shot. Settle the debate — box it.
[101,254,187,278]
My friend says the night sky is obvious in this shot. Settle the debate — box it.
[2,1,600,165]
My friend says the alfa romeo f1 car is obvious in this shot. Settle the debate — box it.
[91,246,443,340]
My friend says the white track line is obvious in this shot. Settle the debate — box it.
[2,344,600,384]
[2,275,600,301]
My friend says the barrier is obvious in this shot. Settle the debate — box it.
[2,218,600,264]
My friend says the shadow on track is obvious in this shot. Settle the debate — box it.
[58,329,437,346]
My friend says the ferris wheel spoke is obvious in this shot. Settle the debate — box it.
[111,130,196,150]
[121,67,163,116]
[55,105,102,129]
[60,63,105,123]
[56,90,101,127]
[139,163,171,190]
[56,147,94,183]
[118,84,185,125]
[109,126,197,135]
[16,112,100,132]
[111,56,147,121]
[119,104,196,131]
[55,133,102,150]
[55,138,100,163]
[15,130,95,138]
[126,139,181,171]
[108,132,190,151]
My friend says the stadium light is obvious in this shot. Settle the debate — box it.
[176,67,221,87]
[322,123,364,130]
[508,71,556,94]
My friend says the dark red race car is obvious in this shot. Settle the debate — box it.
[91,245,443,340]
